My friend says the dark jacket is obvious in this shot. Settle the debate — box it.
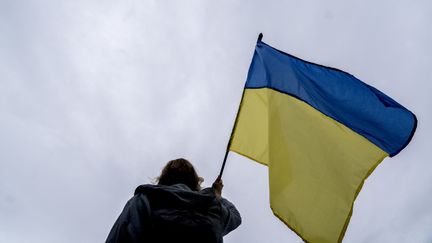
[106,184,241,243]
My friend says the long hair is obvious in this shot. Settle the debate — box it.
[157,158,200,191]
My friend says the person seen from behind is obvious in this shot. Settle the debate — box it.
[106,158,241,243]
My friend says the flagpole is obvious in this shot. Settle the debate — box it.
[217,88,245,179]
[218,33,263,179]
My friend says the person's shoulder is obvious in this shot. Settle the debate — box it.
[134,184,157,195]
[199,187,217,197]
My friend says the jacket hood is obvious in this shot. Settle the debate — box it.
[134,184,217,209]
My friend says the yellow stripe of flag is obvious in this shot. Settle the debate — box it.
[230,88,388,243]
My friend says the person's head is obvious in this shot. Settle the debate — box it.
[157,158,202,191]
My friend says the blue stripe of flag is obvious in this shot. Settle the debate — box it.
[245,41,416,156]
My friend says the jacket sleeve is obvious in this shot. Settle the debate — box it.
[105,194,151,243]
[219,197,242,236]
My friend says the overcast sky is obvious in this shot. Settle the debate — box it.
[1,0,431,242]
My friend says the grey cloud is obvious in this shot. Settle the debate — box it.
[1,0,431,242]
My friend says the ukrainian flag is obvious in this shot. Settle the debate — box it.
[229,38,417,243]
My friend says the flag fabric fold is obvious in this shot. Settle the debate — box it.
[229,39,416,243]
